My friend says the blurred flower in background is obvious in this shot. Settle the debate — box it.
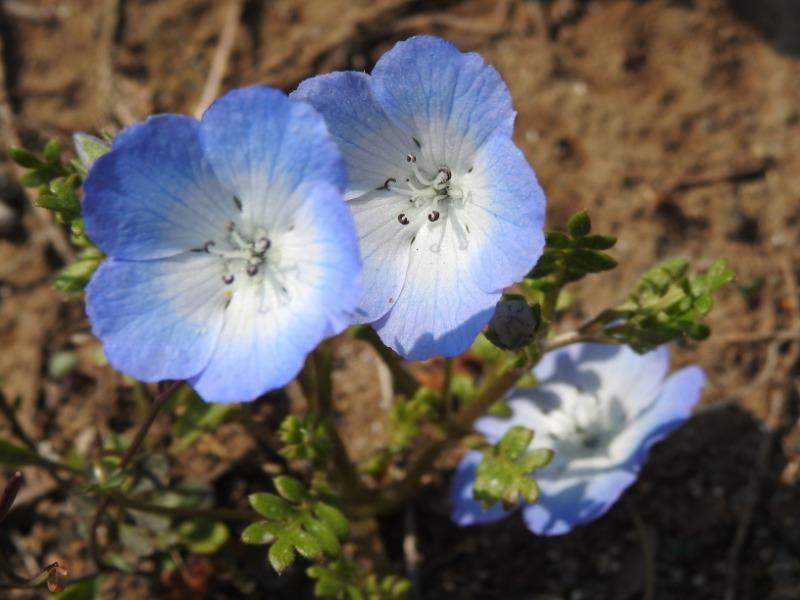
[451,343,705,535]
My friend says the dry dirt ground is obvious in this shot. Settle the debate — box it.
[0,0,799,598]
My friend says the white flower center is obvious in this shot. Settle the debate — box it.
[198,201,294,310]
[545,388,619,457]
[383,147,472,253]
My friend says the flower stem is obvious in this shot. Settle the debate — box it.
[88,380,182,569]
[348,356,529,517]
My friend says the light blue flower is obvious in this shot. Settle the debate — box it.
[293,36,546,360]
[83,86,361,403]
[451,343,705,535]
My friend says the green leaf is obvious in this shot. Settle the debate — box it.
[53,576,101,600]
[241,521,282,545]
[304,518,341,557]
[43,139,62,163]
[578,234,617,250]
[248,492,295,520]
[567,248,618,273]
[517,477,540,503]
[8,147,42,169]
[0,439,49,468]
[314,503,349,538]
[177,518,229,554]
[172,392,234,450]
[544,231,572,248]
[497,426,534,459]
[706,258,734,290]
[20,170,47,187]
[567,210,591,238]
[268,537,296,573]
[517,448,554,471]
[273,475,308,503]
[73,132,110,169]
[289,529,322,559]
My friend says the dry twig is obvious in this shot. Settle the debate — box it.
[194,0,244,118]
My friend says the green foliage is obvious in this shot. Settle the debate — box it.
[171,389,235,451]
[307,557,411,600]
[472,426,554,509]
[72,132,111,174]
[599,258,735,352]
[388,387,440,451]
[279,414,331,463]
[177,518,229,554]
[10,137,107,295]
[53,575,102,600]
[242,476,350,574]
[527,210,618,286]
[0,439,50,469]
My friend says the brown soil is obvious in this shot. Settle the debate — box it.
[0,0,799,598]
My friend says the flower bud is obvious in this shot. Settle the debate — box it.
[486,296,540,350]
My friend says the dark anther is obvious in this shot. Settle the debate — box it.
[428,210,440,222]
[246,263,259,276]
[222,274,234,284]
[406,153,416,163]
[468,167,474,173]
[412,136,421,149]
[438,166,452,181]
[380,177,396,191]
[465,224,471,234]
[397,213,410,225]
[257,237,271,251]
[226,221,235,232]
[232,195,243,211]
[203,240,216,252]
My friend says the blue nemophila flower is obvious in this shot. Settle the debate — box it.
[451,343,705,535]
[83,86,361,403]
[293,36,546,360]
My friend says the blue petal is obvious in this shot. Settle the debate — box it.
[371,36,514,167]
[86,254,226,382]
[616,365,705,455]
[535,344,669,404]
[521,469,637,536]
[461,135,546,294]
[450,451,513,526]
[371,216,498,359]
[83,115,236,260]
[190,182,361,403]
[200,85,346,226]
[347,190,415,323]
[292,72,412,200]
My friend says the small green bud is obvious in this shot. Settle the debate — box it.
[567,210,591,238]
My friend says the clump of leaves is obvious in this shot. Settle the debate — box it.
[473,425,554,509]
[10,137,109,295]
[242,476,349,574]
[279,415,331,464]
[307,557,410,600]
[527,210,618,286]
[388,386,441,451]
[599,257,734,352]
